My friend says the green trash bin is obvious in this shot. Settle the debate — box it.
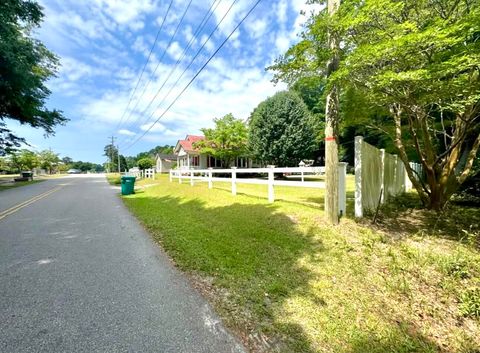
[121,176,136,195]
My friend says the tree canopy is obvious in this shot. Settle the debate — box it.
[195,113,248,167]
[270,0,480,209]
[248,91,316,166]
[0,0,67,154]
[137,157,154,170]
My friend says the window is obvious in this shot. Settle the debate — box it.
[191,155,199,166]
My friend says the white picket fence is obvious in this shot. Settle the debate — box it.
[125,168,156,179]
[169,164,348,216]
[354,136,423,217]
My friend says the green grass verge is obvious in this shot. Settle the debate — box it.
[123,174,479,353]
[106,173,121,185]
[0,179,43,190]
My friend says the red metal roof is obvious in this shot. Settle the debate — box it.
[178,135,205,153]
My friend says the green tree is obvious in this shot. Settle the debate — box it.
[195,113,248,167]
[103,144,118,172]
[270,0,480,210]
[125,156,137,170]
[137,157,154,170]
[0,0,67,154]
[0,156,13,172]
[9,149,39,171]
[148,145,174,155]
[119,155,128,172]
[38,149,59,174]
[248,91,316,166]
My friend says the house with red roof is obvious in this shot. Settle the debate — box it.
[174,134,252,169]
[174,135,211,169]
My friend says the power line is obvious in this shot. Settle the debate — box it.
[118,0,224,144]
[117,0,194,133]
[122,0,263,151]
[120,0,239,148]
[115,0,174,131]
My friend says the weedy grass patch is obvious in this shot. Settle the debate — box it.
[105,173,121,185]
[123,174,479,353]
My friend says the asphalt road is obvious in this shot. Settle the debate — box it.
[0,175,245,353]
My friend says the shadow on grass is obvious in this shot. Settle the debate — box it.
[123,192,443,352]
[367,193,480,243]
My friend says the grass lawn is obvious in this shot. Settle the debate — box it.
[123,174,479,353]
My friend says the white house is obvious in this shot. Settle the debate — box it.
[155,154,176,173]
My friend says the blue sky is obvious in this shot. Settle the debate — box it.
[9,0,322,163]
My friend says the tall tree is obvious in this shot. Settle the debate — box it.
[103,144,118,172]
[270,0,480,210]
[195,113,248,167]
[248,91,316,166]
[38,149,59,174]
[0,0,67,154]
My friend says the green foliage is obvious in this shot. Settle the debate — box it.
[195,113,248,166]
[248,91,316,166]
[137,157,154,170]
[38,149,59,174]
[0,0,66,154]
[270,0,480,210]
[9,149,39,171]
[69,161,104,173]
[460,287,480,318]
[148,145,174,155]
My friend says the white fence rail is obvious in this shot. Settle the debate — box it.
[354,136,423,217]
[170,165,348,216]
[125,168,156,179]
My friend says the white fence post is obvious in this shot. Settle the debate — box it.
[208,168,213,189]
[231,167,237,195]
[169,170,172,182]
[355,136,363,218]
[190,170,194,186]
[301,168,304,182]
[380,149,385,204]
[338,162,347,217]
[179,170,182,184]
[268,166,275,203]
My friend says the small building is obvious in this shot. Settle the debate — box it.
[155,153,177,173]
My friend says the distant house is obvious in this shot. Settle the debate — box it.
[174,134,258,170]
[155,153,176,173]
[174,135,208,169]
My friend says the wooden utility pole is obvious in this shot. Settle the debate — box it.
[325,0,340,224]
[109,136,116,173]
[117,144,121,174]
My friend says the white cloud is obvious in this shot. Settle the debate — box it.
[92,0,155,25]
[167,41,184,61]
[245,18,268,39]
[118,129,136,136]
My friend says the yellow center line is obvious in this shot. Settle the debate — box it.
[0,186,64,221]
